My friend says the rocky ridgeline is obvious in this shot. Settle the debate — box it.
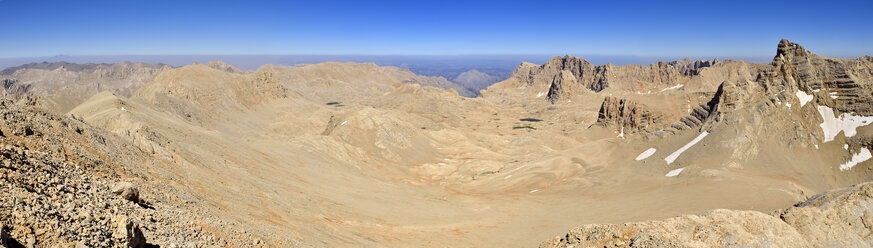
[649,40,873,146]
[594,96,665,134]
[0,61,172,113]
[541,181,873,247]
[589,39,873,143]
[0,99,256,247]
[510,55,722,102]
[667,58,720,76]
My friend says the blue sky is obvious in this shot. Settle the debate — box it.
[0,0,871,58]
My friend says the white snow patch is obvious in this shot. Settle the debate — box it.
[815,144,819,149]
[120,106,126,111]
[536,92,546,97]
[443,158,450,161]
[661,84,684,92]
[665,167,685,177]
[529,189,539,193]
[844,144,849,150]
[635,148,657,161]
[617,127,624,139]
[830,92,839,99]
[504,175,512,179]
[785,103,792,108]
[840,148,873,171]
[567,100,572,103]
[813,89,821,93]
[340,120,348,126]
[817,106,873,142]
[796,90,814,107]
[438,163,447,166]
[665,131,709,164]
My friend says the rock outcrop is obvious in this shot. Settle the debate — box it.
[501,55,750,103]
[667,58,721,76]
[595,96,666,134]
[541,182,873,247]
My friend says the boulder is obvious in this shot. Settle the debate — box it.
[114,217,145,248]
[111,182,140,203]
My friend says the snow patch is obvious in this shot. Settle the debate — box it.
[830,92,839,99]
[666,167,685,177]
[536,92,546,98]
[340,120,348,126]
[840,148,873,171]
[617,127,624,139]
[817,106,873,143]
[785,103,792,108]
[120,106,126,111]
[664,131,709,164]
[504,174,512,179]
[661,84,684,92]
[844,144,849,150]
[813,89,821,93]
[438,163,447,166]
[635,148,657,161]
[814,144,819,149]
[796,90,814,107]
[529,189,539,193]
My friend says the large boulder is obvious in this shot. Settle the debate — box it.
[111,182,140,203]
[114,217,145,248]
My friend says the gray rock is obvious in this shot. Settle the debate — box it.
[111,182,140,203]
[115,217,146,248]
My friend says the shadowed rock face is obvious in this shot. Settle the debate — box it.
[541,182,873,248]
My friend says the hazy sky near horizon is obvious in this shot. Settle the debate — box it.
[1,0,871,58]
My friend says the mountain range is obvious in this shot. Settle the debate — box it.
[2,40,873,247]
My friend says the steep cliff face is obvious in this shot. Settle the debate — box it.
[669,40,873,147]
[595,96,666,134]
[762,39,873,115]
[541,182,873,248]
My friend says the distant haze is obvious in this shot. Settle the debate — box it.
[0,54,780,81]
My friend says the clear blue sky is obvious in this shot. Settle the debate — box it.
[1,0,871,58]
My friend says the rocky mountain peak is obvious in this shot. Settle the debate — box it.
[207,60,243,74]
[776,39,811,60]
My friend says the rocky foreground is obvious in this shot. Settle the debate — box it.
[541,181,873,247]
[0,99,258,247]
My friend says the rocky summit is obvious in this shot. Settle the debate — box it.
[2,40,873,247]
